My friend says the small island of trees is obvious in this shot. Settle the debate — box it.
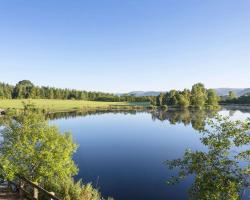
[151,83,220,110]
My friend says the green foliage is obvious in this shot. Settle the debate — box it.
[177,93,190,109]
[0,104,78,183]
[206,89,220,109]
[191,83,207,109]
[222,93,250,105]
[0,80,151,103]
[46,177,104,200]
[12,80,34,99]
[0,82,13,99]
[157,93,166,106]
[166,115,250,199]
[0,104,112,200]
[166,90,179,106]
[149,96,157,106]
[153,83,219,109]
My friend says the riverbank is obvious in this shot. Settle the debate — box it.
[0,99,150,113]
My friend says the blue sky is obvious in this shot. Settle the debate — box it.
[0,0,250,92]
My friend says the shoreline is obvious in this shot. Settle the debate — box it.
[1,99,250,116]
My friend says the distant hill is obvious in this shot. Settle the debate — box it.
[121,88,250,97]
[124,91,162,97]
[238,88,250,96]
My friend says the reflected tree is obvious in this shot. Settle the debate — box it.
[151,109,217,131]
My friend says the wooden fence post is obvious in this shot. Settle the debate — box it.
[19,180,24,198]
[50,191,55,200]
[33,182,39,200]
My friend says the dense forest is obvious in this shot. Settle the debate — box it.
[0,80,151,102]
[151,83,220,109]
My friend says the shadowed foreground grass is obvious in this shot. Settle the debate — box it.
[0,99,149,113]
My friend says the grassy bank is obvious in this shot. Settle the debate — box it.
[0,99,149,113]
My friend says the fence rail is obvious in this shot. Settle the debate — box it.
[0,165,61,200]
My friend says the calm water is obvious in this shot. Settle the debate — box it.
[50,108,250,200]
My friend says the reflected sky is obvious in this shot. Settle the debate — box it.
[50,108,250,200]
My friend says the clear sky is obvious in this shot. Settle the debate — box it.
[0,0,250,93]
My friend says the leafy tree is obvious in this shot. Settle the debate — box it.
[13,80,34,98]
[191,83,207,109]
[149,96,157,106]
[166,115,250,199]
[157,93,166,106]
[177,93,190,109]
[0,82,14,99]
[0,87,4,99]
[0,104,78,183]
[166,90,179,106]
[0,105,113,200]
[28,86,37,98]
[206,89,220,109]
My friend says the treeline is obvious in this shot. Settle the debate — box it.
[0,80,151,102]
[0,82,14,99]
[151,83,220,109]
[221,92,250,104]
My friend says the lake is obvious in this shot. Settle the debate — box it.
[50,108,250,200]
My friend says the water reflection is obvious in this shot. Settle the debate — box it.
[6,107,249,199]
[44,108,250,199]
[151,109,218,131]
[165,115,250,199]
[48,109,218,133]
[47,110,141,120]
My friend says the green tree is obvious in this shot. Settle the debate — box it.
[13,80,34,98]
[0,104,78,184]
[157,93,166,106]
[0,83,13,99]
[191,83,207,109]
[0,105,112,200]
[177,93,190,109]
[0,87,4,99]
[206,89,220,109]
[150,96,157,106]
[28,87,37,98]
[166,90,179,106]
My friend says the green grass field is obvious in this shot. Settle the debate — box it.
[0,99,149,113]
